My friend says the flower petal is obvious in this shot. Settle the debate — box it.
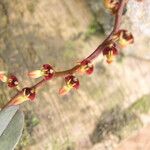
[77,66,86,75]
[7,75,19,88]
[7,95,27,106]
[0,71,7,82]
[59,86,71,96]
[28,70,43,78]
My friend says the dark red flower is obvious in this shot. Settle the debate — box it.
[7,87,36,106]
[103,44,118,64]
[65,75,80,89]
[59,75,80,95]
[78,60,94,75]
[41,64,55,80]
[23,87,36,101]
[7,75,19,88]
[113,29,134,47]
[28,64,55,80]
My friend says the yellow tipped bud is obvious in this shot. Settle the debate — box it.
[106,51,114,64]
[103,0,119,14]
[28,70,43,78]
[59,85,72,96]
[7,95,27,106]
[0,71,7,82]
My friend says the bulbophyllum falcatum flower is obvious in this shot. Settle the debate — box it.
[103,0,119,14]
[77,60,94,75]
[28,64,55,80]
[112,29,134,47]
[7,75,19,88]
[59,75,80,95]
[8,87,36,106]
[0,71,19,88]
[103,43,118,64]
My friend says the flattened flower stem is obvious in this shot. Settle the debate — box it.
[1,0,128,109]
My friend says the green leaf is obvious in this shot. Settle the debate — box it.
[0,106,24,150]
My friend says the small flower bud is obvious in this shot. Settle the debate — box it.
[103,43,118,64]
[28,64,55,80]
[23,87,36,101]
[103,0,119,14]
[77,60,94,75]
[113,30,134,47]
[7,75,19,88]
[42,64,54,80]
[59,75,80,95]
[7,87,36,106]
[65,75,80,89]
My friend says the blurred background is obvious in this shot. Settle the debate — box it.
[0,0,150,150]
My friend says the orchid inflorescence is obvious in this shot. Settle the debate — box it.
[0,60,94,106]
[0,0,142,109]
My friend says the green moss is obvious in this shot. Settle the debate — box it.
[116,112,142,139]
[90,106,142,144]
[15,126,30,150]
[52,139,75,150]
[85,18,104,39]
[27,3,35,14]
[16,111,39,150]
[27,0,39,14]
[129,95,150,114]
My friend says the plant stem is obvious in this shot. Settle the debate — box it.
[2,0,128,109]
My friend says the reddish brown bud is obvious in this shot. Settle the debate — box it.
[23,87,36,101]
[113,29,134,47]
[59,75,80,95]
[7,75,19,88]
[78,60,94,75]
[65,75,80,89]
[7,87,36,106]
[42,64,54,80]
[103,43,118,64]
